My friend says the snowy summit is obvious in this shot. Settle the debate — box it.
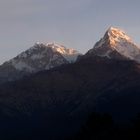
[1,42,80,73]
[0,42,81,83]
[87,27,140,62]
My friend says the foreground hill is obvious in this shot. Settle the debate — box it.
[0,56,140,139]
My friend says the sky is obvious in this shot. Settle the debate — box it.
[0,0,140,64]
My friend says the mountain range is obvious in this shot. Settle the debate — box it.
[0,27,140,139]
[0,42,80,84]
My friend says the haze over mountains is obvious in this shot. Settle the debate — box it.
[0,27,140,139]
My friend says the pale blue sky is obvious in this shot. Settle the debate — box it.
[0,0,140,64]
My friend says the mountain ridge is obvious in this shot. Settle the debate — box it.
[86,27,140,62]
[0,42,80,84]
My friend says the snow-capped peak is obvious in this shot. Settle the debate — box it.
[17,42,80,62]
[45,42,73,54]
[43,42,80,62]
[7,42,80,73]
[107,27,132,40]
[106,27,133,46]
[88,27,140,62]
